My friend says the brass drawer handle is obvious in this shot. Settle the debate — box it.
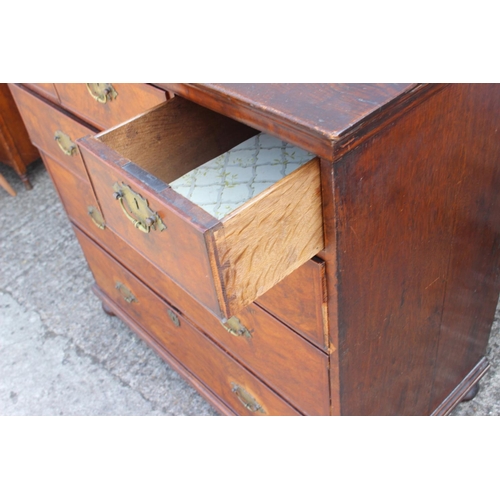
[87,206,105,230]
[221,317,252,339]
[231,383,265,414]
[115,282,137,304]
[113,182,167,234]
[86,83,118,104]
[54,130,77,156]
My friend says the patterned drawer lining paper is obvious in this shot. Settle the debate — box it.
[169,133,315,220]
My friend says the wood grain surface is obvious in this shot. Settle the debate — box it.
[213,157,324,316]
[78,137,223,315]
[99,97,257,184]
[9,84,96,182]
[333,84,500,415]
[160,83,436,160]
[55,83,167,131]
[40,152,106,239]
[428,84,500,413]
[77,230,302,416]
[257,257,328,350]
[23,83,60,104]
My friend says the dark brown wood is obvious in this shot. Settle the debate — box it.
[257,257,328,350]
[0,84,39,189]
[333,84,500,415]
[160,83,445,161]
[54,83,167,131]
[319,158,341,415]
[9,84,97,182]
[77,229,302,416]
[428,84,500,413]
[432,357,490,415]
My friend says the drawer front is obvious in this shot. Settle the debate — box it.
[9,84,96,182]
[257,257,328,350]
[75,228,301,416]
[78,97,324,319]
[68,207,329,414]
[23,83,60,104]
[54,83,167,130]
[41,152,108,240]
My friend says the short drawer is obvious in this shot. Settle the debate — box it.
[9,84,96,182]
[40,152,108,239]
[257,257,328,350]
[78,97,324,319]
[23,83,60,104]
[54,83,167,131]
[76,228,301,416]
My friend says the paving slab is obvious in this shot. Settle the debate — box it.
[1,160,217,416]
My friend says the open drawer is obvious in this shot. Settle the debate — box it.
[78,97,324,319]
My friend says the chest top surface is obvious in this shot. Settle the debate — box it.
[158,83,437,159]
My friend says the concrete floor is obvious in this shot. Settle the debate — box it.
[1,159,499,416]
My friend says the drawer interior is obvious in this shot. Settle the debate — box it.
[98,97,314,220]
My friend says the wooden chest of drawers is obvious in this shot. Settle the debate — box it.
[10,83,500,415]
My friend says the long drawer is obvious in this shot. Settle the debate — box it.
[78,97,324,320]
[75,228,302,416]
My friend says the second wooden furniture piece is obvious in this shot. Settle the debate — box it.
[0,84,39,190]
[9,83,500,415]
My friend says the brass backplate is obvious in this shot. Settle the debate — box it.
[86,83,118,103]
[87,206,105,230]
[221,316,252,339]
[231,382,265,414]
[115,282,137,304]
[113,181,166,232]
[54,130,77,156]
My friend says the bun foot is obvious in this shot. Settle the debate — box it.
[461,382,480,402]
[101,302,116,317]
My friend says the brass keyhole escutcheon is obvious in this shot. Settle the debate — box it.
[167,309,180,327]
[112,182,167,234]
[86,83,118,104]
